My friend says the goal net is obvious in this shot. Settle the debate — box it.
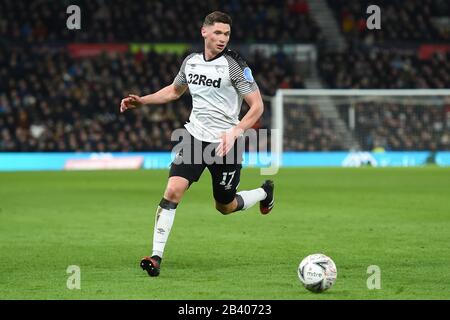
[270,89,450,156]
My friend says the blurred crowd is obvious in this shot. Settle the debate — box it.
[0,45,307,152]
[354,103,450,151]
[328,0,450,43]
[1,0,449,153]
[0,0,320,43]
[320,49,450,151]
[319,49,450,89]
[284,106,343,151]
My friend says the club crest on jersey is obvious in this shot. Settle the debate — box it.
[243,67,254,83]
[188,73,222,88]
[215,66,226,74]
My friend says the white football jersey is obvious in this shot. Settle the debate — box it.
[173,48,259,142]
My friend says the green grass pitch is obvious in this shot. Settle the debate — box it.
[0,167,449,300]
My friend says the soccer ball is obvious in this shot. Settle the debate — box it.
[297,253,337,293]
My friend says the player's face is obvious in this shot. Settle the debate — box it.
[202,23,231,55]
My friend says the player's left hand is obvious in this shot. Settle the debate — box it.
[216,126,244,157]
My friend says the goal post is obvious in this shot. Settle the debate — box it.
[271,89,450,160]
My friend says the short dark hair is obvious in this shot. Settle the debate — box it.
[203,11,232,27]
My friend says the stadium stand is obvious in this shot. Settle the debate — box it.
[0,45,308,151]
[0,0,449,152]
[0,0,321,43]
[319,49,450,89]
[353,102,450,151]
[318,48,450,151]
[327,0,449,43]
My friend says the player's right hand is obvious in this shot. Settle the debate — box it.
[120,94,144,113]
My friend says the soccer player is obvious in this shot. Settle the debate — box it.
[120,11,274,277]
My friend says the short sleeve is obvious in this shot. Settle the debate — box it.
[173,53,195,87]
[225,54,259,96]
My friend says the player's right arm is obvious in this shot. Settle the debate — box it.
[120,53,194,113]
[120,83,187,113]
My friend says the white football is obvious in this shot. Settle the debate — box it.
[298,253,337,293]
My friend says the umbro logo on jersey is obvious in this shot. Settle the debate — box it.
[188,73,222,88]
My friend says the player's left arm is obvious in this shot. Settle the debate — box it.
[238,89,264,132]
[216,90,264,157]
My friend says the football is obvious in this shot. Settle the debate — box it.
[298,253,337,293]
